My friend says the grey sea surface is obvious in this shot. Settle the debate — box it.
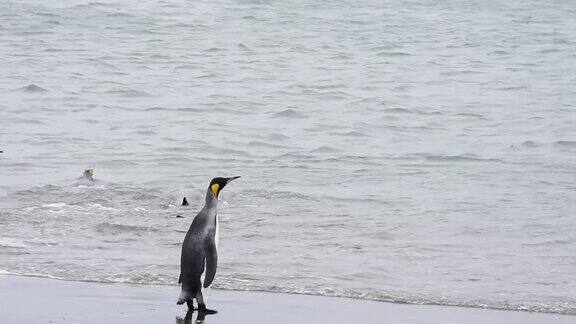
[1,0,575,315]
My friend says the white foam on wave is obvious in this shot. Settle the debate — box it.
[0,237,27,248]
[76,184,106,189]
[42,202,67,208]
[37,202,119,212]
[18,272,66,280]
[88,203,119,212]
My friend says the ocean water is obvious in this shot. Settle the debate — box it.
[1,0,575,315]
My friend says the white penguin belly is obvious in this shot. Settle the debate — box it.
[200,263,207,304]
[199,215,218,303]
[215,214,219,248]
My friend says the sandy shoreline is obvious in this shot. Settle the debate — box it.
[0,274,573,324]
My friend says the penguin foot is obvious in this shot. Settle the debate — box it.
[198,309,217,315]
[197,304,218,314]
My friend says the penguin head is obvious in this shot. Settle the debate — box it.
[209,176,240,198]
[83,169,94,181]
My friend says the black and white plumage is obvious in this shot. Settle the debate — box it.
[177,176,239,313]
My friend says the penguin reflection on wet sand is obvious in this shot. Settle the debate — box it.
[177,176,240,314]
[175,309,208,324]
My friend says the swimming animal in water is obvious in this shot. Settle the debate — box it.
[182,197,189,206]
[81,169,94,181]
[177,176,240,313]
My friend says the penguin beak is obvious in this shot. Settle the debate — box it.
[226,176,241,183]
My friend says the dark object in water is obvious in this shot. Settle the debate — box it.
[82,169,94,181]
[176,215,184,218]
[181,197,189,206]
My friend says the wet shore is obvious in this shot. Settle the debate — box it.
[1,274,574,324]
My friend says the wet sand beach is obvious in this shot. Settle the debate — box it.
[0,275,574,324]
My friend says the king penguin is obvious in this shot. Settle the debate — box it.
[177,176,240,313]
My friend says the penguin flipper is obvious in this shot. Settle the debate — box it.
[203,238,218,288]
[178,273,182,284]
